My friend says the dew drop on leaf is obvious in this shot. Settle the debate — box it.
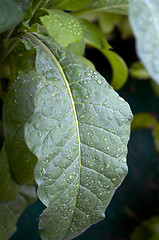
[84,94,89,99]
[80,114,84,119]
[97,80,102,85]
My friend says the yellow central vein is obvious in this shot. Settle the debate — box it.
[23,32,81,222]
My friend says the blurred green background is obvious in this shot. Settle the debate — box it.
[9,36,159,240]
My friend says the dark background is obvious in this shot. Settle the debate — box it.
[10,37,159,240]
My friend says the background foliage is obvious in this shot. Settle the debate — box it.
[0,0,159,240]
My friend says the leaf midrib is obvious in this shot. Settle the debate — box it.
[23,33,81,237]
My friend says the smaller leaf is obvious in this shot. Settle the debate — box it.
[79,56,96,70]
[79,19,127,90]
[29,8,49,27]
[46,0,90,11]
[102,49,128,90]
[79,18,111,50]
[73,0,130,16]
[0,144,20,202]
[99,12,133,39]
[131,113,156,130]
[40,10,83,48]
[66,37,85,56]
[131,216,159,240]
[129,62,150,80]
[0,185,36,240]
[0,0,30,33]
[99,12,123,35]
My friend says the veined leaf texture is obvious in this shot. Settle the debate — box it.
[3,33,132,240]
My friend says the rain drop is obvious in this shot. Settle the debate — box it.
[84,94,89,99]
[97,80,102,85]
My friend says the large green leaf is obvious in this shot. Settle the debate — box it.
[40,10,83,48]
[73,0,130,16]
[3,71,38,184]
[0,184,36,240]
[0,0,30,33]
[129,0,159,85]
[19,33,132,240]
[46,0,90,11]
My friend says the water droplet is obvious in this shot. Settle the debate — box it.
[80,114,84,119]
[105,163,110,168]
[84,94,89,99]
[85,72,89,76]
[97,80,102,85]
[38,132,41,137]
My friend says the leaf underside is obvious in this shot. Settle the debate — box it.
[129,0,159,85]
[3,33,132,240]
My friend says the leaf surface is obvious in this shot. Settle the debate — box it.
[0,184,36,240]
[129,62,150,80]
[103,49,128,90]
[73,0,130,16]
[3,71,38,184]
[79,19,128,90]
[129,0,159,85]
[79,18,111,50]
[0,144,20,202]
[46,0,90,11]
[0,0,30,33]
[20,33,132,240]
[40,10,83,48]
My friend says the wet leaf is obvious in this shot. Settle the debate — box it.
[40,10,83,48]
[20,33,132,240]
